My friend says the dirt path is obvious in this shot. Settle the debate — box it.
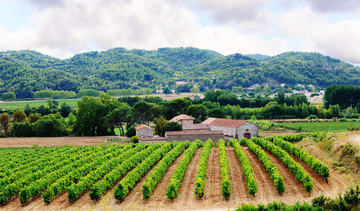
[227,147,250,201]
[243,147,279,203]
[288,154,349,196]
[0,136,123,148]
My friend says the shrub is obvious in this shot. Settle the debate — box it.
[130,136,139,144]
[126,124,136,137]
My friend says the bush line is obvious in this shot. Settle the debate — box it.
[166,140,203,200]
[239,138,285,195]
[88,144,153,201]
[229,138,257,196]
[194,139,214,199]
[114,143,173,202]
[142,142,186,199]
[251,137,314,193]
[219,139,231,199]
[65,144,153,203]
[267,137,329,182]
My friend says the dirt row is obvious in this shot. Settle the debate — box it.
[3,146,349,211]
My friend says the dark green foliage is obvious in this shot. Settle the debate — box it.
[324,85,360,110]
[1,49,360,99]
[32,113,67,137]
[2,92,15,101]
[11,122,33,137]
[126,124,136,137]
[162,122,182,136]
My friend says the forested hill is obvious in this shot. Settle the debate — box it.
[1,47,360,98]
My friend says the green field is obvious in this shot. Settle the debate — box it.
[278,121,360,132]
[0,99,80,111]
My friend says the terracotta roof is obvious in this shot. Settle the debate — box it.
[169,114,195,122]
[135,124,152,131]
[182,124,209,130]
[202,118,247,128]
[165,130,223,136]
[201,118,216,125]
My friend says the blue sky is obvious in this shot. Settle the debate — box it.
[0,0,359,64]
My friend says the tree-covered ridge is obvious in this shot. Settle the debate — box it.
[261,52,360,86]
[1,47,360,98]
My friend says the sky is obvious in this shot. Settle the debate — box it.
[0,0,360,64]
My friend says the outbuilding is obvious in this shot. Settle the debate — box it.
[135,124,154,137]
[169,114,195,125]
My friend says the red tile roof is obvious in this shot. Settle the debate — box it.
[135,124,152,131]
[169,114,195,122]
[165,130,223,136]
[202,118,247,128]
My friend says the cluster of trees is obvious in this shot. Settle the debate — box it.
[2,48,360,99]
[33,90,76,99]
[324,85,360,110]
[2,86,359,137]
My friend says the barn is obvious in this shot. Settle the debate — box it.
[201,118,258,139]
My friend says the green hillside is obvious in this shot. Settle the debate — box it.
[1,48,360,99]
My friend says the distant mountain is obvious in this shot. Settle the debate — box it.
[1,48,360,98]
[246,54,270,60]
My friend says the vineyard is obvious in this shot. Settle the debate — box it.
[0,135,349,210]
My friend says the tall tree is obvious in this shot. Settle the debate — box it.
[13,110,27,123]
[106,104,132,136]
[0,113,10,133]
[74,96,107,136]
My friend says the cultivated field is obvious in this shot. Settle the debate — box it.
[278,121,360,132]
[0,136,349,211]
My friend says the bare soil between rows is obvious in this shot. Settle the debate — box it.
[1,145,349,211]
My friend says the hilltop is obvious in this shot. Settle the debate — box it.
[1,47,360,98]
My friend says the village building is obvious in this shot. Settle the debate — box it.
[169,114,195,125]
[202,118,258,139]
[135,124,154,137]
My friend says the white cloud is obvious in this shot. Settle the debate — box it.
[279,7,360,63]
[0,0,359,64]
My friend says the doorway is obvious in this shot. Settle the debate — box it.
[244,133,251,139]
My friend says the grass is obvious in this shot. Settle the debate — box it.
[278,121,360,132]
[114,127,127,136]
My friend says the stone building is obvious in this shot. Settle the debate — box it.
[202,118,258,139]
[165,130,223,143]
[182,124,209,131]
[135,124,153,137]
[169,114,195,125]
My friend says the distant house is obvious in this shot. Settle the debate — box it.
[135,124,153,137]
[169,114,195,125]
[202,118,258,139]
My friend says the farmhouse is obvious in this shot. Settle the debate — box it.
[135,124,153,137]
[202,118,258,139]
[169,114,195,125]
